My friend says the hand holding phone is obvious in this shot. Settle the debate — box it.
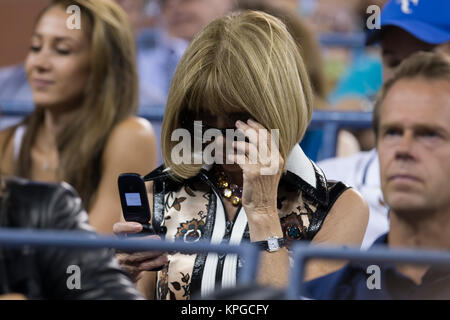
[113,222,168,277]
[117,173,167,272]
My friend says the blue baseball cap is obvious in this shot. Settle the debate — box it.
[366,0,450,46]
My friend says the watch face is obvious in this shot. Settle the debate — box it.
[267,238,280,252]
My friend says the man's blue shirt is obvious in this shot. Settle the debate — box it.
[304,234,450,299]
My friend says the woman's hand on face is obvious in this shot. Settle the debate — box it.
[230,119,284,216]
[113,222,168,283]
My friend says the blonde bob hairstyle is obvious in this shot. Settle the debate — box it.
[161,11,314,179]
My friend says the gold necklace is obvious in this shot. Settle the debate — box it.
[215,171,243,207]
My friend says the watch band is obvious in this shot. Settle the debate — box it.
[252,236,286,252]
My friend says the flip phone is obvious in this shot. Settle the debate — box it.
[118,173,167,271]
[118,173,156,236]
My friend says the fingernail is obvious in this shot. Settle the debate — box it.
[247,119,255,125]
[130,222,142,229]
[236,120,243,128]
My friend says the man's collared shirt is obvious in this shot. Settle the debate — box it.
[304,234,450,300]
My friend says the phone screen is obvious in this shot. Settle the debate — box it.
[119,173,151,223]
[125,192,142,207]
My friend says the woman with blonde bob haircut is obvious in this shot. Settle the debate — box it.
[162,10,313,178]
[114,11,369,300]
[0,0,158,233]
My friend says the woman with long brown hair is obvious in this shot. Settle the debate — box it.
[0,0,158,233]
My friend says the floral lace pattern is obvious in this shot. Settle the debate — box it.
[156,181,327,300]
[156,185,209,300]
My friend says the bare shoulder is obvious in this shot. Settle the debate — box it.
[105,116,156,154]
[335,187,367,205]
[312,187,369,246]
[111,116,155,139]
[102,116,158,175]
[329,187,369,222]
[306,187,369,278]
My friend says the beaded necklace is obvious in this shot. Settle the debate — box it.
[214,170,243,207]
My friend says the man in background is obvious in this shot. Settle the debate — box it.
[136,0,235,111]
[307,51,450,299]
[319,0,450,249]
